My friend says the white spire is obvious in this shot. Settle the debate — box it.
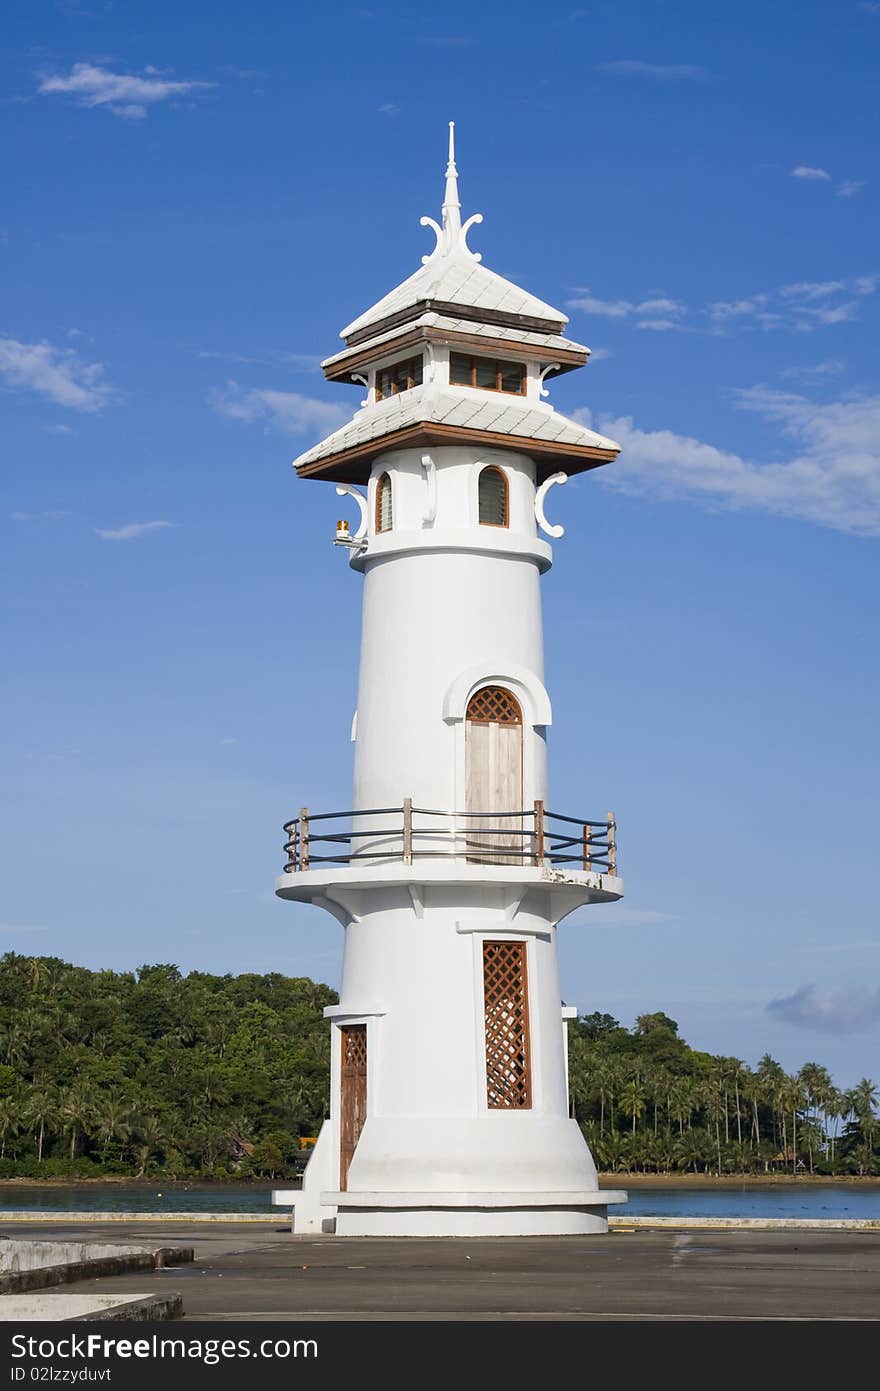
[420,122,483,264]
[442,121,462,242]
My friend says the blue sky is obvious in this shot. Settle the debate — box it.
[2,0,878,1088]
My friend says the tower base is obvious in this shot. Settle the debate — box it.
[327,1190,627,1237]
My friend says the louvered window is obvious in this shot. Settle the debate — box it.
[483,940,532,1109]
[478,466,509,527]
[375,355,423,401]
[376,473,393,532]
[449,352,526,395]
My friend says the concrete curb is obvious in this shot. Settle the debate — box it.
[0,1212,279,1223]
[0,1245,193,1293]
[2,1211,880,1232]
[70,1293,184,1322]
[609,1216,880,1231]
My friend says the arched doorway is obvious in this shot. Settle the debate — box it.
[465,686,523,864]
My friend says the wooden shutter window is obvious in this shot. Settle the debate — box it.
[375,355,423,401]
[483,940,532,1109]
[339,1024,367,1191]
[478,466,509,527]
[376,472,393,532]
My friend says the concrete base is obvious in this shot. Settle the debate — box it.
[322,1189,627,1236]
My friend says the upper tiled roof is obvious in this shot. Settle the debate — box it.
[340,252,568,342]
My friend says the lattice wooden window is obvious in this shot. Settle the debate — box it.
[483,940,532,1109]
[466,686,522,725]
[339,1024,367,1192]
[376,472,393,533]
[478,466,509,528]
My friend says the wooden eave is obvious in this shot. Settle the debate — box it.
[344,298,566,348]
[295,422,618,485]
[324,326,588,384]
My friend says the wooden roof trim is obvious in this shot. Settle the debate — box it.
[344,298,566,348]
[324,327,587,383]
[295,422,618,481]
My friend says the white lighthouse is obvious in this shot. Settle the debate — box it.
[274,126,627,1236]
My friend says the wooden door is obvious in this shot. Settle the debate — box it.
[339,1024,367,1192]
[466,687,523,864]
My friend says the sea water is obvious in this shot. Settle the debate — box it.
[1,1183,879,1220]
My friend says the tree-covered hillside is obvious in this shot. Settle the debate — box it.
[0,953,336,1179]
[0,955,876,1179]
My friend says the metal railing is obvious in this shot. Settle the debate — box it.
[281,801,617,875]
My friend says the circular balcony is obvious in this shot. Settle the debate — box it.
[275,802,622,908]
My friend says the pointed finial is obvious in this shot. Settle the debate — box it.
[419,122,484,263]
[442,120,462,241]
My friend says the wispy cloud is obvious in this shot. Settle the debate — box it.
[837,179,866,198]
[791,165,832,182]
[37,62,215,119]
[568,289,686,330]
[768,983,880,1034]
[378,103,400,116]
[95,520,178,541]
[587,347,615,362]
[570,273,878,337]
[779,360,846,382]
[579,384,880,537]
[0,335,116,411]
[209,382,349,435]
[571,906,678,929]
[596,59,710,81]
[0,923,46,935]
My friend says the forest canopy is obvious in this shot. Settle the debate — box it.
[0,954,876,1179]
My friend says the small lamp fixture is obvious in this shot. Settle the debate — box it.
[335,519,350,543]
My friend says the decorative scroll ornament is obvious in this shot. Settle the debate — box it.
[420,452,437,526]
[335,484,369,540]
[538,363,561,399]
[421,121,483,265]
[534,472,568,539]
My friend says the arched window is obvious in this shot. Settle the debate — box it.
[375,473,393,533]
[478,466,509,528]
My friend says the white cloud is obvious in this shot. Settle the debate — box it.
[37,63,214,119]
[0,335,116,411]
[582,385,880,536]
[780,281,844,300]
[791,165,832,181]
[767,984,880,1034]
[837,179,866,198]
[95,520,177,541]
[209,382,349,436]
[568,291,686,329]
[587,347,614,362]
[779,360,846,382]
[571,273,878,338]
[596,59,710,81]
[378,103,400,116]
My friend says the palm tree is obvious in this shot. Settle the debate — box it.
[0,1096,22,1159]
[60,1084,95,1160]
[95,1094,133,1162]
[24,1086,59,1164]
[620,1078,646,1137]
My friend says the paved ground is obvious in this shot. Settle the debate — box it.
[1,1219,878,1320]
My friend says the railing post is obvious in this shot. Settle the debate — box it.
[607,811,617,876]
[402,797,413,865]
[534,799,545,866]
[582,822,592,872]
[299,807,309,872]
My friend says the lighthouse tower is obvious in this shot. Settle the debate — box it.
[274,127,627,1236]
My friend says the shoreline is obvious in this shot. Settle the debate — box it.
[1,1173,878,1190]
